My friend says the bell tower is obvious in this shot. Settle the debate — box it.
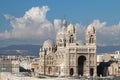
[86,24,96,45]
[66,23,76,44]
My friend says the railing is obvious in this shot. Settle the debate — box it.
[69,48,96,53]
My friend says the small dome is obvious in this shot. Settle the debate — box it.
[86,24,95,33]
[43,39,54,48]
[67,23,75,33]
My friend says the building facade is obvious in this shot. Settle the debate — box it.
[0,56,19,73]
[39,19,97,77]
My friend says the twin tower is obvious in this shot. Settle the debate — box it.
[56,19,96,47]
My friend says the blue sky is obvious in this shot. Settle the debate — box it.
[1,0,120,26]
[0,0,120,47]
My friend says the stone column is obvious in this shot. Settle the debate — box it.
[84,56,90,76]
[93,53,97,76]
[74,48,78,76]
[87,48,90,76]
[65,48,70,76]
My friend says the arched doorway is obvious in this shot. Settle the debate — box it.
[70,68,74,76]
[90,68,94,76]
[78,56,86,76]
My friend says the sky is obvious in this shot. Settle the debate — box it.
[0,0,120,47]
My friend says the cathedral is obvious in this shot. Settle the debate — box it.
[39,19,97,77]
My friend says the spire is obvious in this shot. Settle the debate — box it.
[63,18,67,27]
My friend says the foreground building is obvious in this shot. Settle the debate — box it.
[97,52,120,76]
[0,56,19,73]
[39,19,97,76]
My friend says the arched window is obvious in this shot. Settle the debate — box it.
[69,38,71,43]
[69,35,74,43]
[89,35,94,43]
[64,39,66,47]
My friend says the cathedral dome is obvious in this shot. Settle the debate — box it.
[86,24,95,33]
[43,39,54,49]
[67,23,75,33]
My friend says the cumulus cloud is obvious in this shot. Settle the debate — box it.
[75,23,86,43]
[91,20,106,31]
[0,6,120,46]
[54,19,61,31]
[73,19,120,46]
[0,6,55,40]
[4,14,15,20]
[91,20,120,46]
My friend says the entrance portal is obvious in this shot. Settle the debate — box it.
[90,68,94,76]
[70,68,74,76]
[78,56,86,76]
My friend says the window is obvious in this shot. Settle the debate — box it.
[89,35,94,43]
[69,35,74,43]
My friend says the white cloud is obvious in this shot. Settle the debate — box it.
[91,20,106,31]
[73,19,120,46]
[4,14,15,20]
[75,23,86,43]
[54,19,61,30]
[0,6,120,46]
[91,20,120,46]
[0,6,54,40]
[0,30,11,39]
